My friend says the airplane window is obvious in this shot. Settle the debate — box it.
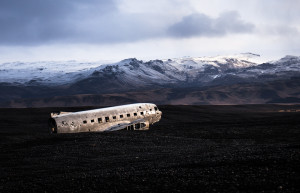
[120,114,123,118]
[91,119,94,123]
[134,113,137,116]
[83,120,87,124]
[154,107,158,111]
[140,112,144,115]
[127,113,130,117]
[113,116,116,119]
[105,117,109,122]
[98,118,102,123]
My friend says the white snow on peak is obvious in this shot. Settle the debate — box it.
[0,60,113,85]
[1,54,298,86]
[273,55,300,64]
[163,53,260,69]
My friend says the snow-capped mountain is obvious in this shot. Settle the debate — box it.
[0,60,113,85]
[74,53,300,89]
[0,53,262,86]
[1,53,299,87]
[0,53,300,107]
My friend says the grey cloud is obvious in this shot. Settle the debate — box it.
[257,0,300,23]
[0,0,117,45]
[168,11,254,38]
[269,25,300,37]
[0,1,255,46]
[0,0,166,45]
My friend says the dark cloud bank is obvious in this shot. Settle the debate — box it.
[0,0,116,45]
[168,11,254,38]
[0,0,254,46]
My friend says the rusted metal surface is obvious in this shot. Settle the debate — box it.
[48,103,162,133]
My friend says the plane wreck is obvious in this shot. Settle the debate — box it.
[48,103,162,133]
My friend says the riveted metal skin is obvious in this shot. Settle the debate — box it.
[48,103,162,133]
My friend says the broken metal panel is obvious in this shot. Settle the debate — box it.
[49,103,162,133]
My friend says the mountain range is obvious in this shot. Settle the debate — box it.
[0,53,299,107]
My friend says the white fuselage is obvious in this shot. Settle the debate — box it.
[48,103,162,133]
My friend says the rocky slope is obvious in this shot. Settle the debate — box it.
[0,54,299,107]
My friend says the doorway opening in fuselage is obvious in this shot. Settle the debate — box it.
[125,122,147,131]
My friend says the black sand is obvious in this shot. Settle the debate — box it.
[0,105,299,192]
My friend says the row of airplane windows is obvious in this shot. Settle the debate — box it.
[82,111,147,124]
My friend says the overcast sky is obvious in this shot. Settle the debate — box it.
[0,0,299,63]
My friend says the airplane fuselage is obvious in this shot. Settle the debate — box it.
[48,103,162,133]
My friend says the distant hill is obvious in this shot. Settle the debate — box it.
[1,54,300,107]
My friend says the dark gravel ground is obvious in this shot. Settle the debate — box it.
[0,105,299,193]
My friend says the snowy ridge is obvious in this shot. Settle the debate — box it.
[165,52,259,68]
[240,55,300,77]
[0,53,299,86]
[0,60,114,85]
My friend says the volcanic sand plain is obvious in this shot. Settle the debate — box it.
[0,105,299,192]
